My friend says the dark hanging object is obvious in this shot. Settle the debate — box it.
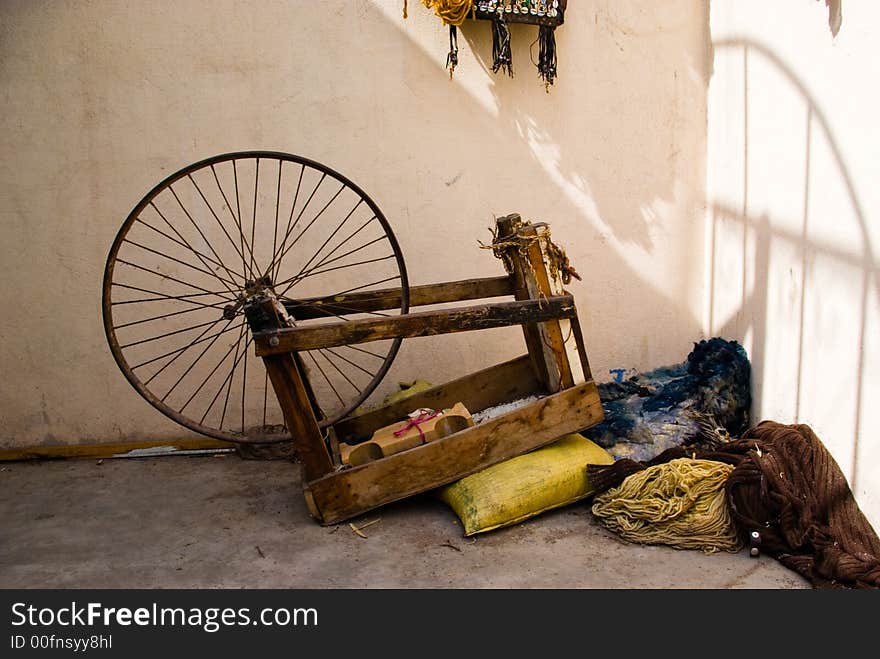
[491,17,513,76]
[472,1,566,87]
[537,24,557,86]
[447,25,459,77]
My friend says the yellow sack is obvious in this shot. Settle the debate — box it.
[438,433,614,536]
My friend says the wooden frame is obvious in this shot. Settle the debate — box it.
[244,213,604,525]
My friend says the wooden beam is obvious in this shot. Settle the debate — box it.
[255,295,576,355]
[283,276,514,320]
[408,276,513,305]
[494,214,558,391]
[307,380,604,525]
[262,352,334,482]
[0,437,232,462]
[333,354,542,442]
[523,222,575,389]
[243,293,333,482]
[569,313,594,382]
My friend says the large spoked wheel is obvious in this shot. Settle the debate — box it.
[103,151,409,443]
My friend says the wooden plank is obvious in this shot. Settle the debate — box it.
[306,380,605,525]
[293,351,325,423]
[494,214,560,391]
[333,354,542,443]
[0,437,232,462]
[255,295,576,355]
[262,352,334,482]
[244,292,333,482]
[283,276,514,320]
[410,276,513,305]
[522,222,575,390]
[532,225,588,386]
[560,315,587,385]
[569,312,594,382]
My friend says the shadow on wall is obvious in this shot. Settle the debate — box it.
[706,38,878,493]
[351,3,715,397]
[415,3,715,378]
[0,1,712,447]
[454,4,712,252]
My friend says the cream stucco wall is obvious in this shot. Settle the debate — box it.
[1,1,710,446]
[707,0,880,529]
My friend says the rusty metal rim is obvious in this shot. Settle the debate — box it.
[102,151,409,444]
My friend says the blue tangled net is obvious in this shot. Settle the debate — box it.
[583,337,752,462]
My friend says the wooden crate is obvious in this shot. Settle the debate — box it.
[245,213,604,525]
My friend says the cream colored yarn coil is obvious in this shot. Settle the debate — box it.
[591,458,743,554]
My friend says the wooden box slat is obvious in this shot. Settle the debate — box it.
[307,379,603,525]
[255,295,576,355]
[283,275,513,320]
[334,353,542,443]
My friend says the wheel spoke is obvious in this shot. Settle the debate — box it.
[283,199,363,288]
[148,201,238,298]
[283,300,391,320]
[249,157,260,279]
[115,301,226,330]
[318,349,361,393]
[306,351,345,406]
[271,160,282,290]
[122,238,239,289]
[233,160,259,280]
[344,344,389,361]
[274,224,381,293]
[322,347,377,379]
[290,254,397,286]
[112,283,233,308]
[210,162,256,281]
[104,152,408,442]
[186,173,253,284]
[132,321,243,372]
[167,184,243,291]
[119,316,222,350]
[328,275,401,298]
[216,323,248,428]
[116,259,236,302]
[160,317,238,403]
[271,163,305,284]
[268,183,345,278]
[179,324,249,413]
[263,172,327,279]
[141,317,232,387]
[135,217,245,281]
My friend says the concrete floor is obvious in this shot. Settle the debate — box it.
[0,453,811,589]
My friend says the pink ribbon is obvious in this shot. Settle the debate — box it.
[394,410,441,441]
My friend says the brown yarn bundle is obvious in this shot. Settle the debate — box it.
[587,420,880,588]
[726,421,880,588]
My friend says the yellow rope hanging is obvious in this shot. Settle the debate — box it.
[419,0,474,26]
[591,458,743,554]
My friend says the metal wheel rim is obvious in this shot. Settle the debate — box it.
[102,151,409,443]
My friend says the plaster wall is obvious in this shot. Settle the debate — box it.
[1,2,710,449]
[707,0,880,529]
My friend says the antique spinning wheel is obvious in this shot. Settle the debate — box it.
[102,152,410,444]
